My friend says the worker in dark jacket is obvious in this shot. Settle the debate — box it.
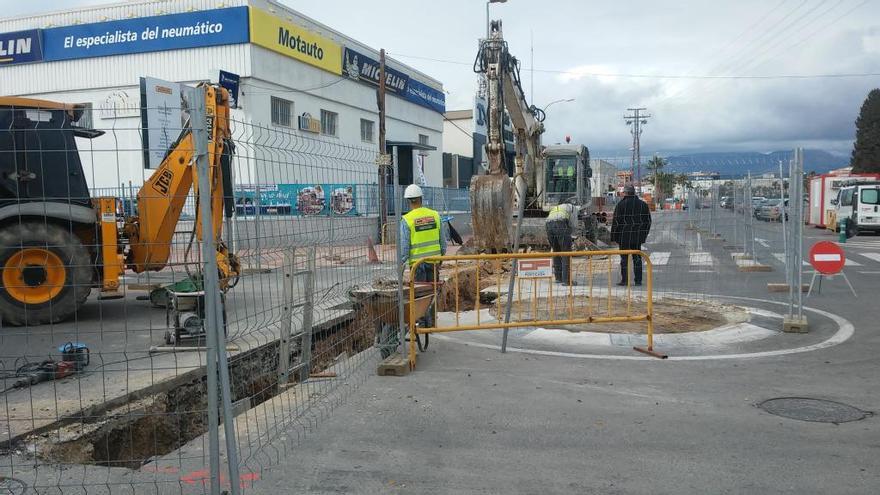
[610,185,652,286]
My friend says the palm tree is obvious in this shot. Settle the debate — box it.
[645,156,666,203]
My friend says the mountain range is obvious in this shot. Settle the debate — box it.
[661,150,850,176]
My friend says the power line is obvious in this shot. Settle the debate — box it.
[387,52,880,79]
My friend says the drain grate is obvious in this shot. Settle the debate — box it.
[759,397,869,423]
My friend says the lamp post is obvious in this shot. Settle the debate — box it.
[543,98,574,114]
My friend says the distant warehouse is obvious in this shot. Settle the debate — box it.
[0,0,446,189]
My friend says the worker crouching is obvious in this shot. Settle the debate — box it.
[545,201,579,286]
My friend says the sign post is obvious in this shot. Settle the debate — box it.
[806,241,856,297]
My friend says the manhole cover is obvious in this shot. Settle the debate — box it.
[0,476,27,495]
[759,397,868,423]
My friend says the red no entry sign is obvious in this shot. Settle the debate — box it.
[809,241,846,275]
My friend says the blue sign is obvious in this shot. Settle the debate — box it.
[42,7,249,62]
[218,70,240,108]
[0,29,43,65]
[403,78,446,113]
[343,47,408,93]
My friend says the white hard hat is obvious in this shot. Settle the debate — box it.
[404,184,423,199]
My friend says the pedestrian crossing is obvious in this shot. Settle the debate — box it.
[834,238,880,250]
[603,248,880,271]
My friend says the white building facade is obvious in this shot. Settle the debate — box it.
[0,0,445,190]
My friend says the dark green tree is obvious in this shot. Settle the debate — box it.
[851,88,880,173]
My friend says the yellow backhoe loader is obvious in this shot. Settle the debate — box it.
[0,83,239,327]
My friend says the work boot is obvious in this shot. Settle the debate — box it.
[616,281,627,286]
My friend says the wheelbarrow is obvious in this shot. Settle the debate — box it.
[349,282,438,354]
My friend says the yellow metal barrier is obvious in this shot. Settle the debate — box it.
[408,250,660,368]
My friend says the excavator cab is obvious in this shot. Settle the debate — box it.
[542,144,591,209]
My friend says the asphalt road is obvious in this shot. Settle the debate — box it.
[247,209,880,494]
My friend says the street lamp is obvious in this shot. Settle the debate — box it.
[487,0,507,37]
[543,98,574,114]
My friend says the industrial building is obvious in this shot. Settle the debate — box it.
[0,0,446,189]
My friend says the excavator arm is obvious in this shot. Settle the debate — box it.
[113,83,238,289]
[470,20,545,252]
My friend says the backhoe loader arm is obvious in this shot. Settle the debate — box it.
[125,84,237,282]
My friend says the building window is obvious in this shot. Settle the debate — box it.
[271,96,292,127]
[360,119,374,143]
[321,110,338,136]
[73,102,94,129]
[418,134,429,146]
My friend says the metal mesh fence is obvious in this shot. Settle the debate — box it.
[0,86,465,494]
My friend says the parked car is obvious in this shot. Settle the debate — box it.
[751,197,769,217]
[720,196,733,209]
[756,199,788,221]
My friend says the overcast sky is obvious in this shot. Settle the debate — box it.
[6,0,880,159]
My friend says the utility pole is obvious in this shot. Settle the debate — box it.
[377,49,389,243]
[624,107,650,194]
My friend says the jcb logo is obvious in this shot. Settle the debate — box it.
[151,169,174,196]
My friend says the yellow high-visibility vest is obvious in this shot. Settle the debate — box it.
[403,206,442,266]
[547,205,571,221]
[565,164,575,177]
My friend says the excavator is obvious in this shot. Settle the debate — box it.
[0,83,239,328]
[470,20,597,252]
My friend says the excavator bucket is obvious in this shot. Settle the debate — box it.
[469,174,513,252]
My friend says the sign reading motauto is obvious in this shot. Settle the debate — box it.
[249,7,341,75]
[41,7,249,62]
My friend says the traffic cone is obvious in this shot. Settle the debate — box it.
[366,237,380,264]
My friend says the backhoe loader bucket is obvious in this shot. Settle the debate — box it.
[469,174,513,252]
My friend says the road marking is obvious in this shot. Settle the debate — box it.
[432,295,854,361]
[770,253,813,266]
[857,271,880,274]
[855,252,880,263]
[756,238,770,247]
[649,252,670,266]
[689,252,713,266]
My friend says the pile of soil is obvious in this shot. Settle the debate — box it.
[494,297,746,334]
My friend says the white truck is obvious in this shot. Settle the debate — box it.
[833,181,880,238]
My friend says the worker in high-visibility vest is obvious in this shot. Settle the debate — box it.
[553,160,567,192]
[400,184,447,281]
[400,184,447,328]
[545,201,580,285]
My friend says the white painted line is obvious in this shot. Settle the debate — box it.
[845,258,862,266]
[857,271,880,274]
[650,252,671,266]
[814,254,841,262]
[772,253,810,266]
[689,252,713,266]
[432,295,854,361]
[855,252,880,263]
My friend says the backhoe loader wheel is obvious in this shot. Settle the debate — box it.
[0,223,93,326]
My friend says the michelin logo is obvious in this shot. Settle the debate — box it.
[0,29,42,65]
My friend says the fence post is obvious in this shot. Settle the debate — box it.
[191,86,241,495]
[392,146,407,360]
[278,247,295,386]
[710,181,717,236]
[299,247,316,383]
